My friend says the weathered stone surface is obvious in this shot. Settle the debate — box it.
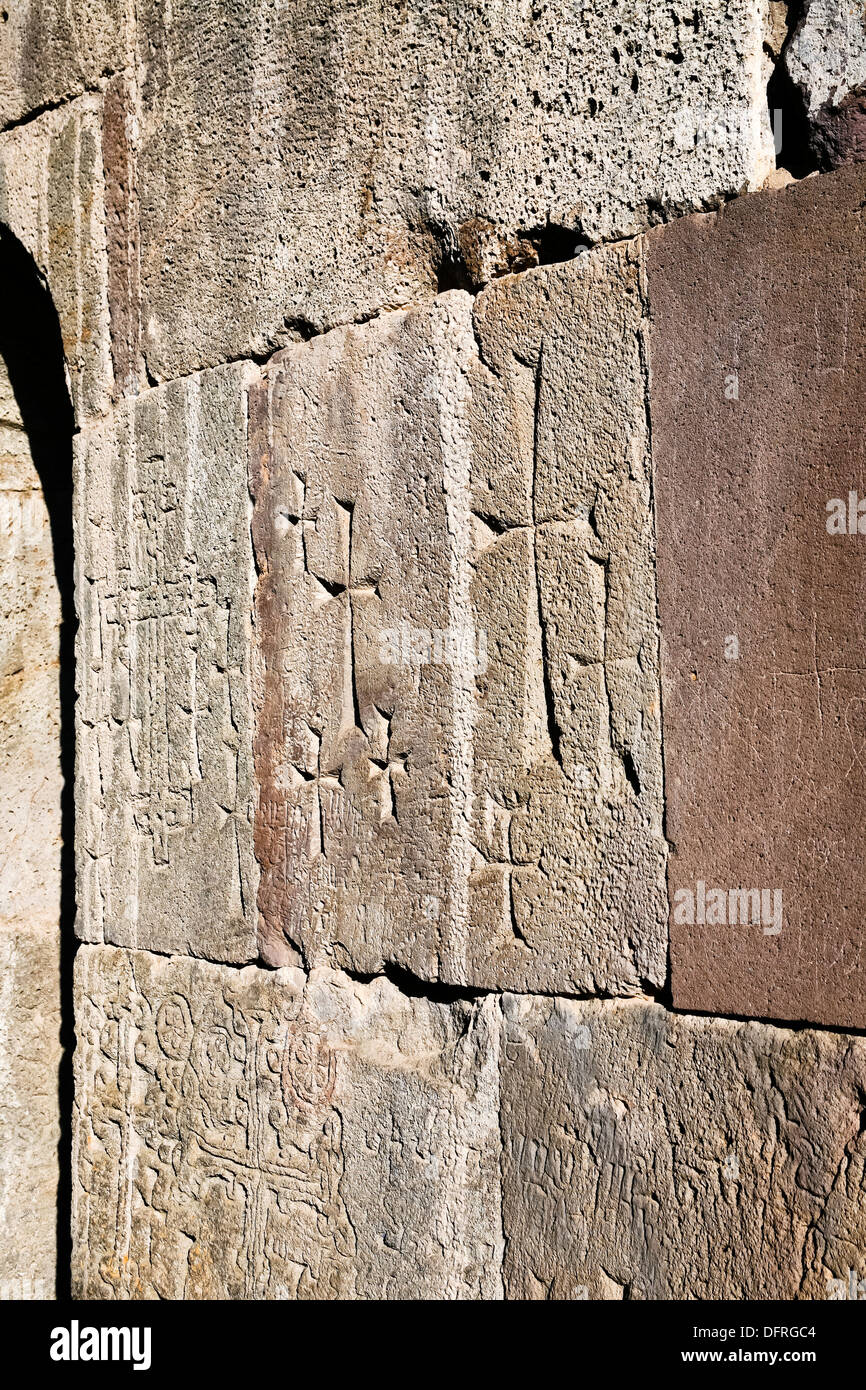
[136,0,777,382]
[0,360,62,1298]
[0,931,61,1300]
[72,945,502,1299]
[787,1,866,113]
[500,994,866,1299]
[251,247,666,994]
[75,364,258,962]
[786,1,866,170]
[3,0,866,1314]
[0,0,127,129]
[648,162,866,1030]
[102,72,141,400]
[0,95,112,421]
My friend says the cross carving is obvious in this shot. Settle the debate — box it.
[283,483,379,751]
[471,796,533,946]
[311,499,378,742]
[471,344,564,773]
[366,708,406,824]
[290,726,341,858]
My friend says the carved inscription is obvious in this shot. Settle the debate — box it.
[249,306,466,978]
[75,366,257,961]
[251,250,667,995]
[74,952,354,1299]
[500,995,866,1299]
[73,947,503,1299]
[102,458,217,866]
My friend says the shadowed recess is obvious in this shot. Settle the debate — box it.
[0,221,75,1299]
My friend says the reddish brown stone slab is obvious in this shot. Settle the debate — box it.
[648,163,866,1030]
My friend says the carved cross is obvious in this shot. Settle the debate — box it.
[312,498,377,743]
[366,708,406,824]
[290,726,340,858]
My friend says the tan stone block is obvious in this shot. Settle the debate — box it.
[0,358,62,1297]
[251,248,666,994]
[0,361,60,688]
[74,364,258,962]
[501,994,866,1299]
[72,945,502,1299]
[0,930,62,1299]
[0,665,61,932]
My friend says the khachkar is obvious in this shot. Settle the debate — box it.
[76,242,668,988]
[248,253,666,994]
[71,162,866,1298]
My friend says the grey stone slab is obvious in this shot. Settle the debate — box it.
[251,248,666,995]
[0,0,127,128]
[74,364,258,962]
[787,0,866,114]
[135,0,778,381]
[72,945,502,1299]
[785,1,866,169]
[501,993,866,1299]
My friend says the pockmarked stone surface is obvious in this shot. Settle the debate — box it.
[75,364,258,962]
[648,162,866,1029]
[0,95,113,422]
[0,363,62,932]
[787,1,866,111]
[786,0,866,169]
[0,0,126,128]
[500,995,866,1299]
[135,0,776,381]
[0,360,62,1298]
[72,945,502,1299]
[0,932,61,1300]
[251,248,666,994]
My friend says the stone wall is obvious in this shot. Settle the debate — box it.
[1,0,865,1299]
[0,355,62,1299]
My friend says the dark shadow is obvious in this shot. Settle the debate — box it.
[0,222,76,1300]
[766,0,818,180]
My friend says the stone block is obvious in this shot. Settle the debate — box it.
[251,247,666,994]
[0,359,62,1297]
[787,1,866,112]
[135,0,777,381]
[74,364,258,962]
[786,1,866,169]
[648,162,866,1029]
[500,994,866,1299]
[72,945,502,1299]
[0,931,62,1300]
[0,0,127,128]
